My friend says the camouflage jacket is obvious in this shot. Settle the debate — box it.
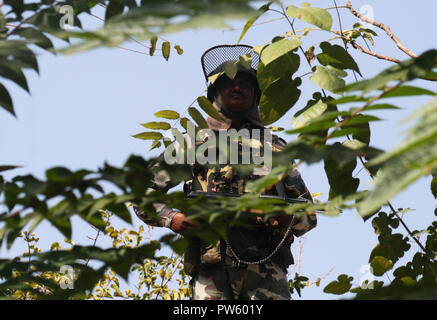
[134,114,317,274]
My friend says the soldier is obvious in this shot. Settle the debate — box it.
[134,45,317,300]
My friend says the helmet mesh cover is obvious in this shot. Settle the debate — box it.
[201,44,260,82]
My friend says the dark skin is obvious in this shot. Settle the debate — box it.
[170,72,293,233]
[215,72,255,112]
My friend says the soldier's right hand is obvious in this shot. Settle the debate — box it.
[170,212,194,233]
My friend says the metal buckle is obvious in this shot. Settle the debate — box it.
[224,259,247,269]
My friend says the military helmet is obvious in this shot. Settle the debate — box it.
[201,45,261,104]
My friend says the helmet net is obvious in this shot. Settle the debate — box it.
[201,44,260,82]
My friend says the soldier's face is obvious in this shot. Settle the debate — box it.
[216,72,255,112]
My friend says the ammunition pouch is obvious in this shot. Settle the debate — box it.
[270,242,294,270]
[184,240,224,276]
[183,240,200,276]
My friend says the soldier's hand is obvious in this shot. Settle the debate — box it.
[170,212,194,233]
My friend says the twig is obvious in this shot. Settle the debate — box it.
[362,37,372,52]
[320,266,335,281]
[296,71,313,78]
[332,1,360,82]
[331,31,400,63]
[155,253,174,300]
[349,37,401,63]
[147,225,152,244]
[325,6,348,10]
[346,1,417,58]
[26,234,32,271]
[333,0,348,50]
[289,237,304,276]
[279,5,313,70]
[84,213,107,266]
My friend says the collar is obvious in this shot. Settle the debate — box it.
[206,101,265,131]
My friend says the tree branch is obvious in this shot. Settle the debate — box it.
[348,38,401,63]
[332,31,401,63]
[346,1,417,58]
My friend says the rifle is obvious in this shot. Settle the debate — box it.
[187,191,308,203]
[186,191,325,213]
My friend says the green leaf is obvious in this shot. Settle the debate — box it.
[257,51,300,90]
[310,65,346,92]
[324,143,359,199]
[317,42,361,76]
[11,27,54,50]
[174,44,183,55]
[356,104,401,112]
[370,256,394,276]
[359,121,437,215]
[358,143,437,218]
[259,77,301,125]
[244,165,289,193]
[292,99,327,129]
[431,174,437,199]
[0,82,15,116]
[260,36,302,66]
[381,85,436,99]
[149,36,157,56]
[132,132,163,140]
[224,61,238,79]
[237,2,272,44]
[141,121,171,130]
[349,115,371,145]
[369,233,411,264]
[179,117,193,131]
[188,107,208,129]
[339,50,437,94]
[149,140,162,151]
[197,96,223,122]
[238,54,252,70]
[105,1,125,21]
[154,110,180,119]
[208,71,225,84]
[286,3,332,31]
[368,98,437,165]
[330,95,369,105]
[162,41,170,61]
[371,212,399,236]
[0,65,29,93]
[0,11,6,38]
[343,139,367,150]
[323,274,353,294]
[0,165,20,173]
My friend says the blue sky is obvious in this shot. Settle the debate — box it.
[1,0,436,299]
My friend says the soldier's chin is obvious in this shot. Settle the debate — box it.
[227,103,252,112]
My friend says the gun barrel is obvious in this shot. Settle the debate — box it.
[186,191,310,203]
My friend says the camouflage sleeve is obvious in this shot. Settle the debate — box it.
[285,169,317,237]
[275,136,317,237]
[133,161,180,229]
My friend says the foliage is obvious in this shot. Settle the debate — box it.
[0,0,437,300]
[1,210,190,300]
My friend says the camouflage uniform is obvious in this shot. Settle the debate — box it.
[134,107,317,300]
